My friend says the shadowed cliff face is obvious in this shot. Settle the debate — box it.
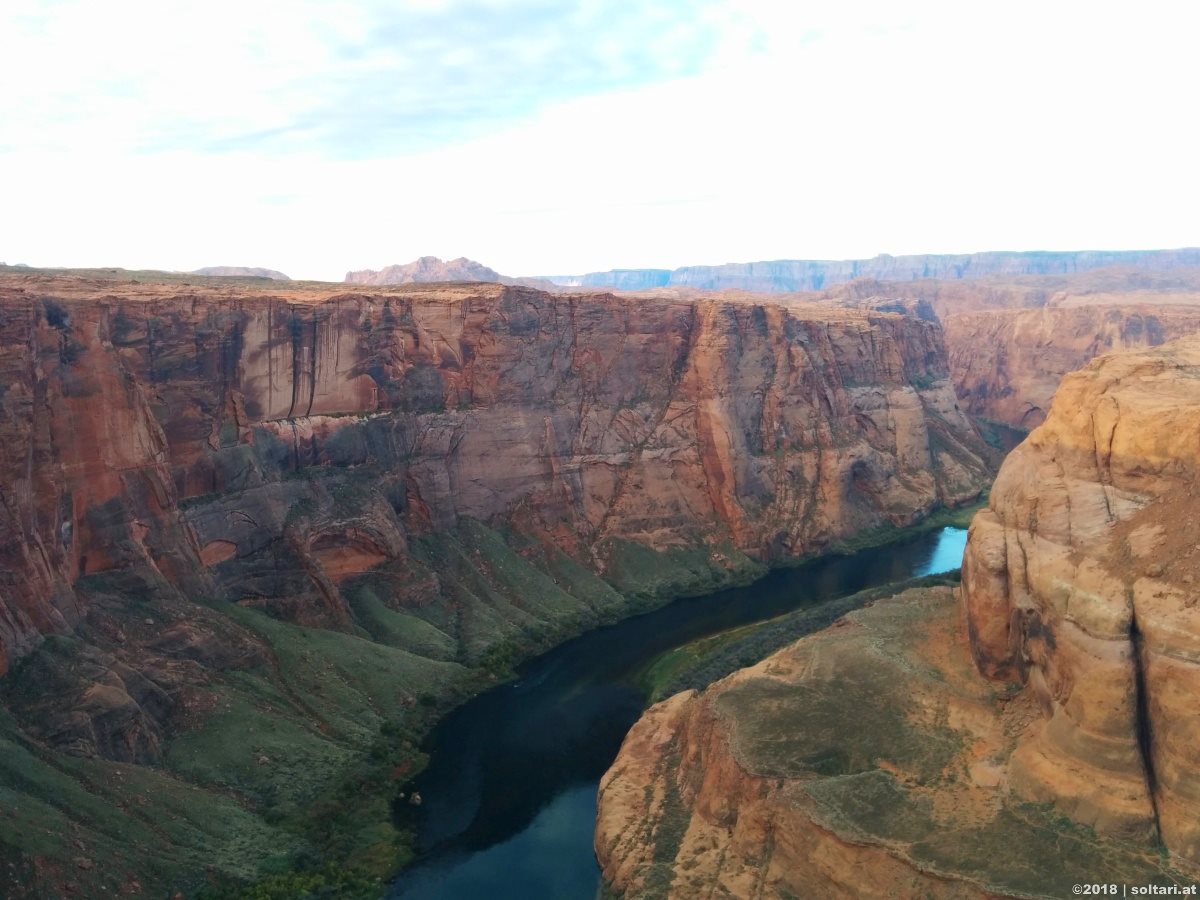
[945,305,1200,429]
[0,277,989,682]
[962,337,1200,870]
[820,269,1200,433]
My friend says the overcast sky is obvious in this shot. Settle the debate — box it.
[2,0,1198,280]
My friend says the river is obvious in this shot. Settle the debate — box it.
[389,526,968,899]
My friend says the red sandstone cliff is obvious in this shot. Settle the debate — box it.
[0,272,988,684]
[945,305,1200,429]
[595,586,1191,898]
[962,338,1200,870]
[820,269,1200,432]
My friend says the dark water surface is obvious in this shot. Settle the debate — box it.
[389,526,968,899]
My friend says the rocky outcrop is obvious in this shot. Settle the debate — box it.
[945,305,1200,429]
[550,249,1200,292]
[346,255,505,285]
[962,337,1200,871]
[596,587,1188,898]
[346,255,551,289]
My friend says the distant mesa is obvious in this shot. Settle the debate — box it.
[544,268,673,291]
[346,255,503,285]
[191,266,291,280]
[545,248,1200,292]
[345,256,551,289]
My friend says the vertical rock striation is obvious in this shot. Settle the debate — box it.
[0,276,990,679]
[945,305,1200,429]
[962,337,1200,868]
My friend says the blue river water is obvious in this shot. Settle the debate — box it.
[390,525,968,899]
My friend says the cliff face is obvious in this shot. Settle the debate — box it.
[945,305,1200,429]
[552,249,1200,293]
[824,269,1200,432]
[0,277,989,680]
[962,338,1200,869]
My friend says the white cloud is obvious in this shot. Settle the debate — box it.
[1,0,1197,278]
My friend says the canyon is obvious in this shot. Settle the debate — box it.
[821,268,1200,432]
[938,276,1200,430]
[0,270,989,896]
[346,258,1200,436]
[597,338,1200,897]
[8,257,1200,898]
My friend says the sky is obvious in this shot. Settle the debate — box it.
[2,0,1198,281]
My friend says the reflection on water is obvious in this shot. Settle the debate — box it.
[391,526,968,899]
[396,786,599,900]
[915,526,967,576]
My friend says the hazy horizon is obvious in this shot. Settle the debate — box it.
[3,0,1198,281]
[10,244,1200,284]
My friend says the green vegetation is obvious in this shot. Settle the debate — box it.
[641,747,689,900]
[0,515,655,897]
[0,706,304,896]
[638,572,962,703]
[599,537,766,602]
[0,503,984,897]
[197,865,382,900]
[806,773,1191,896]
[974,416,1030,454]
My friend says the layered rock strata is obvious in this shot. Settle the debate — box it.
[552,250,1200,292]
[945,305,1200,429]
[962,337,1200,869]
[345,255,550,288]
[0,275,989,680]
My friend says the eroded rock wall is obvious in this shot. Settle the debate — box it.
[0,277,990,680]
[945,305,1200,429]
[962,337,1200,869]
